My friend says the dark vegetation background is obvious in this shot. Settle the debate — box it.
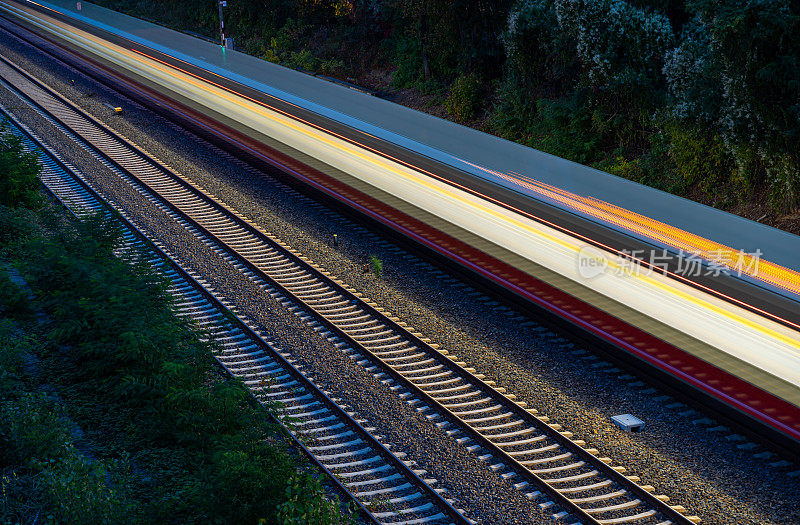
[0,125,350,524]
[90,0,800,232]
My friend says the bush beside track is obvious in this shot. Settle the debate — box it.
[0,125,351,525]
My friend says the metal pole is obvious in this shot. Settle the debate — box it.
[218,0,225,46]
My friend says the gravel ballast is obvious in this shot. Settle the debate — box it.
[0,30,550,524]
[0,21,798,525]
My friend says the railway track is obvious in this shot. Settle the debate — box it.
[0,98,469,525]
[0,51,700,525]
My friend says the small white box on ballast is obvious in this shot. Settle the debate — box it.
[611,414,645,432]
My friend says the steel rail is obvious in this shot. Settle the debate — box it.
[0,52,697,525]
[0,99,469,525]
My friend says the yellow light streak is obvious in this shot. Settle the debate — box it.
[15,3,800,351]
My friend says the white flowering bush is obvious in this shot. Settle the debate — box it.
[497,0,675,168]
[665,1,800,210]
[497,0,799,209]
[503,0,673,92]
[663,19,717,122]
[553,0,674,89]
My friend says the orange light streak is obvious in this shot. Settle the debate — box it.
[498,171,800,297]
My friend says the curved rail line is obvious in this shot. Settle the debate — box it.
[0,99,468,525]
[0,52,699,525]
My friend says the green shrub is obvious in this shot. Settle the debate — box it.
[272,18,305,58]
[444,73,483,122]
[0,206,36,251]
[0,320,30,400]
[278,473,355,525]
[533,96,601,164]
[0,392,139,523]
[496,1,670,165]
[392,37,424,87]
[0,125,42,209]
[0,271,28,318]
[319,57,346,76]
[554,0,674,90]
[0,394,72,467]
[665,1,800,211]
[502,0,574,97]
[38,455,139,525]
[666,122,736,190]
[289,49,319,71]
[488,81,539,141]
[763,152,800,212]
[492,90,619,165]
[601,128,685,194]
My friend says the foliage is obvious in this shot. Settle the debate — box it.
[554,0,674,90]
[502,0,674,101]
[663,1,800,210]
[445,73,483,122]
[0,207,37,255]
[502,0,572,98]
[289,48,319,71]
[601,125,686,194]
[630,0,689,28]
[391,36,425,87]
[529,95,603,164]
[369,255,383,277]
[487,80,540,142]
[0,394,140,524]
[1,317,139,524]
[0,320,28,399]
[497,0,673,170]
[0,195,348,523]
[278,473,356,524]
[0,124,42,209]
[387,0,512,85]
[665,122,738,192]
[0,271,28,318]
